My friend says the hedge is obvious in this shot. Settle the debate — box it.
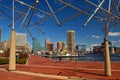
[0,57,27,65]
[16,58,27,64]
[0,58,9,64]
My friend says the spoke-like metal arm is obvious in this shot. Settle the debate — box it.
[45,0,61,26]
[24,25,34,40]
[61,12,82,24]
[35,5,67,25]
[26,1,38,28]
[0,10,12,19]
[15,0,49,15]
[12,0,15,29]
[116,0,120,16]
[104,0,112,38]
[83,0,105,27]
[31,22,45,34]
[9,13,22,27]
[19,7,31,29]
[85,0,120,20]
[58,0,89,16]
[24,22,44,40]
[10,3,45,35]
[0,3,26,16]
[108,0,111,12]
[8,7,30,27]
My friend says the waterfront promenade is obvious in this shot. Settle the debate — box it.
[0,55,120,80]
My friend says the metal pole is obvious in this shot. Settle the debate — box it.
[9,0,16,71]
[83,0,105,27]
[58,0,89,15]
[104,0,111,76]
[19,7,31,29]
[85,0,120,20]
[45,0,61,26]
[108,0,111,12]
[12,0,14,29]
[35,5,67,25]
[61,12,82,24]
[15,0,49,15]
[0,3,26,16]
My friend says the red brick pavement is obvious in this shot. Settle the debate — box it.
[0,55,120,80]
[0,70,60,80]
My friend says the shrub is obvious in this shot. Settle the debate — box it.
[16,58,27,64]
[0,57,27,64]
[0,58,9,64]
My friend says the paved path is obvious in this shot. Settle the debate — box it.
[27,64,120,72]
[0,68,78,80]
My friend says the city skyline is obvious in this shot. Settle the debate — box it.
[0,0,120,49]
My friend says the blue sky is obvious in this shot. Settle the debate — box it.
[0,0,120,49]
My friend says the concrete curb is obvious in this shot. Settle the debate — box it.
[12,70,78,80]
[0,68,78,80]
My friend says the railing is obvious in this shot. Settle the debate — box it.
[40,53,120,61]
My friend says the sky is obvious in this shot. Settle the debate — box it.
[0,0,120,49]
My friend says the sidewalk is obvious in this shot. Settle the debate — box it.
[0,68,79,80]
[0,55,120,79]
[12,70,78,80]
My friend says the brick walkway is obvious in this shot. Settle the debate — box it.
[0,55,120,80]
[0,69,60,80]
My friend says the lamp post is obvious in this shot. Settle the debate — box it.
[8,0,16,71]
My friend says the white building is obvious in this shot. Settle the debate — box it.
[16,33,27,46]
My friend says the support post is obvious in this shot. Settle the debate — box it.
[8,29,16,71]
[104,37,111,76]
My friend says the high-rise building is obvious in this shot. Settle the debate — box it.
[45,38,50,47]
[67,30,75,55]
[62,42,65,49]
[57,42,65,50]
[45,38,54,51]
[3,40,10,51]
[16,33,27,46]
[32,37,41,52]
[57,42,62,50]
[47,43,54,51]
[16,33,28,52]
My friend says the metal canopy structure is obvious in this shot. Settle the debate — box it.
[0,0,119,32]
[0,0,119,29]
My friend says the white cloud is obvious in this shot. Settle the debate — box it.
[36,13,45,18]
[111,40,120,46]
[118,40,120,42]
[91,44,101,47]
[111,41,117,44]
[91,35,100,39]
[108,32,120,37]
